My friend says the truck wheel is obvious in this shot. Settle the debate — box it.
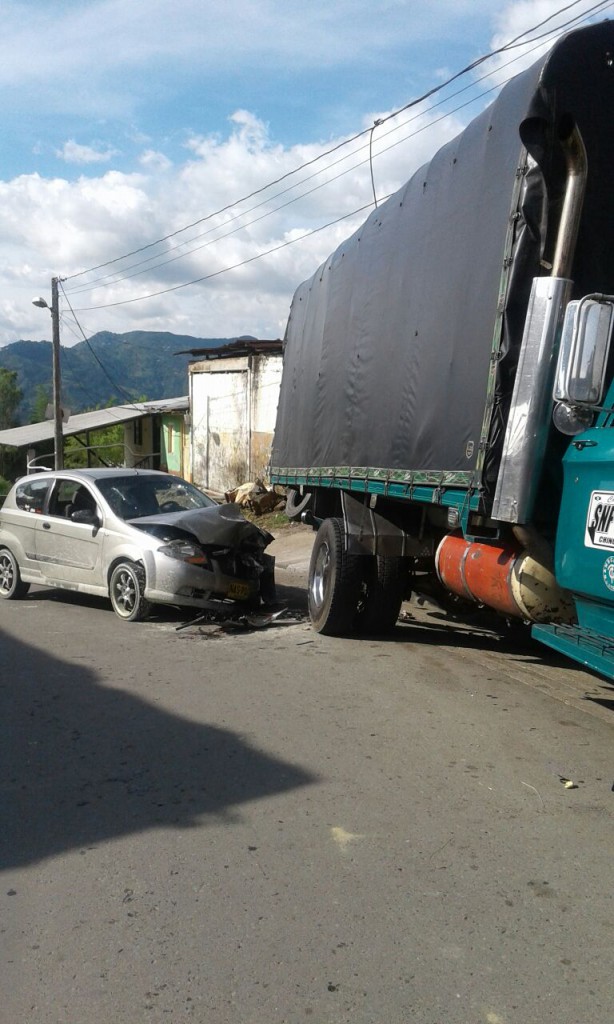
[356,555,408,635]
[0,547,30,600]
[109,562,151,622]
[308,518,362,635]
[285,488,312,519]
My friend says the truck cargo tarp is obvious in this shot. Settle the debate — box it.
[271,22,614,500]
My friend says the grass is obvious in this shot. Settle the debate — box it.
[243,509,291,532]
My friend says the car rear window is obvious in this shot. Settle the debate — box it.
[15,478,51,514]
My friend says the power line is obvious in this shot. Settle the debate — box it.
[64,0,609,292]
[68,23,572,298]
[61,2,614,323]
[70,11,613,312]
[59,282,143,406]
[71,202,376,311]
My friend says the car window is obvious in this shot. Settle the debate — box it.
[47,479,97,519]
[14,477,52,514]
[96,475,214,520]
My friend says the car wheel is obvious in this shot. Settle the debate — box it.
[355,555,409,635]
[308,518,362,635]
[0,547,30,600]
[109,562,151,622]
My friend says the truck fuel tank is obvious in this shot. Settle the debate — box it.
[435,533,575,623]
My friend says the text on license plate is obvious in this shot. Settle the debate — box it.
[228,581,250,600]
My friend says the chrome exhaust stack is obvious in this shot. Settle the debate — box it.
[492,117,587,525]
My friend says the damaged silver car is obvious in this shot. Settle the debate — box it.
[0,469,275,621]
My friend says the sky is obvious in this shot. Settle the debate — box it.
[0,0,612,350]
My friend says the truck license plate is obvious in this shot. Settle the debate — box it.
[228,581,250,600]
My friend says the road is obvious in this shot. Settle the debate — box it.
[1,525,613,1024]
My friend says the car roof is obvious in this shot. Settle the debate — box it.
[17,468,172,483]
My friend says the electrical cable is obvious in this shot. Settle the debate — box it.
[71,201,376,311]
[67,11,601,299]
[59,283,143,406]
[63,0,610,289]
[70,5,614,313]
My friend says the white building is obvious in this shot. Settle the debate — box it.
[186,340,283,493]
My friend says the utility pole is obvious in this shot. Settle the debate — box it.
[50,277,63,469]
[33,277,63,469]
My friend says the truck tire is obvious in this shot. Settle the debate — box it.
[308,518,363,635]
[0,547,30,600]
[285,488,312,519]
[356,555,408,634]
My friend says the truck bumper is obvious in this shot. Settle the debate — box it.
[532,621,614,682]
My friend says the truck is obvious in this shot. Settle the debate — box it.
[269,21,614,682]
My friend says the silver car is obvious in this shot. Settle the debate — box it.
[0,469,274,621]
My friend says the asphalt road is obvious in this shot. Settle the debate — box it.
[2,527,613,1024]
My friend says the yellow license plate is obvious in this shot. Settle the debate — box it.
[228,581,250,600]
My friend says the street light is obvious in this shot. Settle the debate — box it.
[32,276,63,469]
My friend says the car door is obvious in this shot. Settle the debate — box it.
[34,478,105,587]
[0,476,53,578]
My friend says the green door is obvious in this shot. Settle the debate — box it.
[555,421,614,634]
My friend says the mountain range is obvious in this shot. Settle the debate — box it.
[0,331,238,424]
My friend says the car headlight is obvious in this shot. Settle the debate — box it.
[158,540,210,566]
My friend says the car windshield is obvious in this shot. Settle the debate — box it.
[95,474,215,520]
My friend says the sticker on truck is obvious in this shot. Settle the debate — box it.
[585,491,614,548]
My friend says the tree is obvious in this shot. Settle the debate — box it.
[0,369,23,481]
[0,369,22,430]
[30,384,50,424]
[64,424,124,468]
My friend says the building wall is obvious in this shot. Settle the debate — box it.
[190,354,282,492]
[123,417,155,468]
[160,413,185,475]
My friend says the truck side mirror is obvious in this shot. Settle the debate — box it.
[554,296,614,404]
[553,295,614,434]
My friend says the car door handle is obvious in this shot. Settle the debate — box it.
[42,522,51,529]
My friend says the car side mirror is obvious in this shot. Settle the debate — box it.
[71,508,100,526]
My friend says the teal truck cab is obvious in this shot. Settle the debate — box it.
[270,22,614,681]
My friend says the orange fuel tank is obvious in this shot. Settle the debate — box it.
[435,533,575,623]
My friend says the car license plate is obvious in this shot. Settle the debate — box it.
[228,581,250,600]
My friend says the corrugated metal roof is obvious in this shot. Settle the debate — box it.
[180,339,283,360]
[0,396,189,449]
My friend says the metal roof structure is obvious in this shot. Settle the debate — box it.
[0,397,189,449]
[179,339,283,360]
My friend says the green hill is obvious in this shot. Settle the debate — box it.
[0,331,234,423]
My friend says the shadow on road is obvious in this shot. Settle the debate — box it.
[0,628,316,870]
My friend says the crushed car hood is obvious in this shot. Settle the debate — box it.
[128,502,274,549]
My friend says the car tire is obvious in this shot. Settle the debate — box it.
[0,547,30,600]
[109,562,151,622]
[308,517,362,635]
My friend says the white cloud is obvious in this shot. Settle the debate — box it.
[1,0,607,352]
[138,150,173,172]
[0,105,464,346]
[57,140,119,165]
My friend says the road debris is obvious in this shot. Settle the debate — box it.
[176,606,305,635]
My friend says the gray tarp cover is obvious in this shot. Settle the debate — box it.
[271,23,614,500]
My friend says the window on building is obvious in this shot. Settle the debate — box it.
[133,419,143,446]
